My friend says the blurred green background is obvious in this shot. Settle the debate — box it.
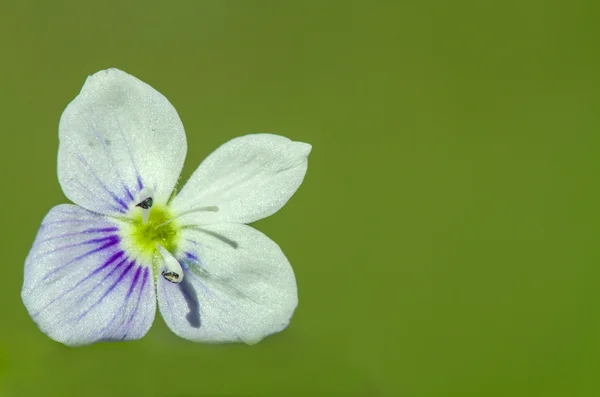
[0,1,598,396]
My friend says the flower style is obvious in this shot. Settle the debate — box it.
[21,69,311,346]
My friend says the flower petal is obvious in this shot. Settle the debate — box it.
[170,134,311,225]
[157,223,297,344]
[58,68,187,215]
[22,204,156,346]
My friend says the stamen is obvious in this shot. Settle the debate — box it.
[157,205,219,228]
[157,245,183,284]
[136,197,153,209]
[135,188,154,224]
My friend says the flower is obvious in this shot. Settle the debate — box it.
[21,68,311,347]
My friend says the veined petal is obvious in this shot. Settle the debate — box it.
[22,204,156,346]
[157,223,297,344]
[170,134,311,225]
[58,68,187,215]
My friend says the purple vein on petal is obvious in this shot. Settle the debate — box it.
[31,251,126,317]
[185,252,199,262]
[122,267,150,339]
[49,208,97,217]
[72,179,126,214]
[39,235,121,281]
[74,256,129,307]
[37,227,119,244]
[78,260,136,321]
[114,114,143,192]
[76,154,129,211]
[89,114,137,205]
[125,186,135,201]
[35,235,120,260]
[42,218,106,226]
[98,265,143,335]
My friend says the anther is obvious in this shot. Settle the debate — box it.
[136,187,154,224]
[136,197,153,209]
[161,270,181,283]
[157,245,183,284]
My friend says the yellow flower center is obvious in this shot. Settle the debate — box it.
[131,205,180,255]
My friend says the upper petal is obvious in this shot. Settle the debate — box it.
[170,134,311,225]
[58,68,187,215]
[22,204,156,346]
[157,223,298,344]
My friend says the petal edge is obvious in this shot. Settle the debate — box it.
[171,133,311,225]
[157,223,298,344]
[22,204,156,346]
[58,68,187,215]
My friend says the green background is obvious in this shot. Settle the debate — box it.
[0,1,598,396]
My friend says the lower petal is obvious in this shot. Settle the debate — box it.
[22,204,156,346]
[157,223,298,344]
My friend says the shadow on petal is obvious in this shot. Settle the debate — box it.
[179,274,201,328]
[182,226,239,249]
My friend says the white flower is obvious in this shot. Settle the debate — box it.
[21,68,311,347]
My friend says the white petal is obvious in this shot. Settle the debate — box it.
[58,68,187,215]
[157,223,297,344]
[22,205,156,346]
[170,134,311,225]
